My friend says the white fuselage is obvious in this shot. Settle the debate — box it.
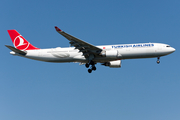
[11,43,175,63]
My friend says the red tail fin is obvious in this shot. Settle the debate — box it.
[7,30,39,50]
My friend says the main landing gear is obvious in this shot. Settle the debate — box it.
[157,57,160,64]
[85,61,96,73]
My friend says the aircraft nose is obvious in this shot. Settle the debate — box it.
[172,47,176,52]
[171,47,176,53]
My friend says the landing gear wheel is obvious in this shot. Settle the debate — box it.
[88,69,92,73]
[85,63,89,68]
[157,57,160,64]
[92,66,96,71]
[157,60,160,64]
[87,60,97,73]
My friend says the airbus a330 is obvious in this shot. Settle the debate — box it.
[6,26,175,73]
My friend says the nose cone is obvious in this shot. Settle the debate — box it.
[171,47,176,53]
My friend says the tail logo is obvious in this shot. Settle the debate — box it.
[14,35,29,50]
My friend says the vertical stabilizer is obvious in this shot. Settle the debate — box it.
[7,30,39,50]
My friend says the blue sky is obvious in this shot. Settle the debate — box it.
[1,0,180,120]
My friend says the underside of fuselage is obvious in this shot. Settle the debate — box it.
[17,49,172,63]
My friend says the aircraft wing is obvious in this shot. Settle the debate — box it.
[55,26,102,58]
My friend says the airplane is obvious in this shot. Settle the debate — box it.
[5,26,176,73]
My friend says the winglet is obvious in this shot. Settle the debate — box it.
[55,26,62,32]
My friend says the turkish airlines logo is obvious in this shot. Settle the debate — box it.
[14,35,29,50]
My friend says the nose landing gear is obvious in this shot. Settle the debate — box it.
[157,57,160,64]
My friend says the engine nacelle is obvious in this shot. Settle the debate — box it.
[102,60,121,68]
[101,50,121,58]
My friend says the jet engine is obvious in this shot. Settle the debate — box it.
[100,50,121,58]
[102,60,121,68]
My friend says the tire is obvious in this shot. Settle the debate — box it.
[92,66,96,71]
[88,69,92,73]
[85,63,89,68]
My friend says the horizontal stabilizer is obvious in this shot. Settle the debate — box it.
[5,45,27,55]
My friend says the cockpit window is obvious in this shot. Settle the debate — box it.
[166,45,170,47]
